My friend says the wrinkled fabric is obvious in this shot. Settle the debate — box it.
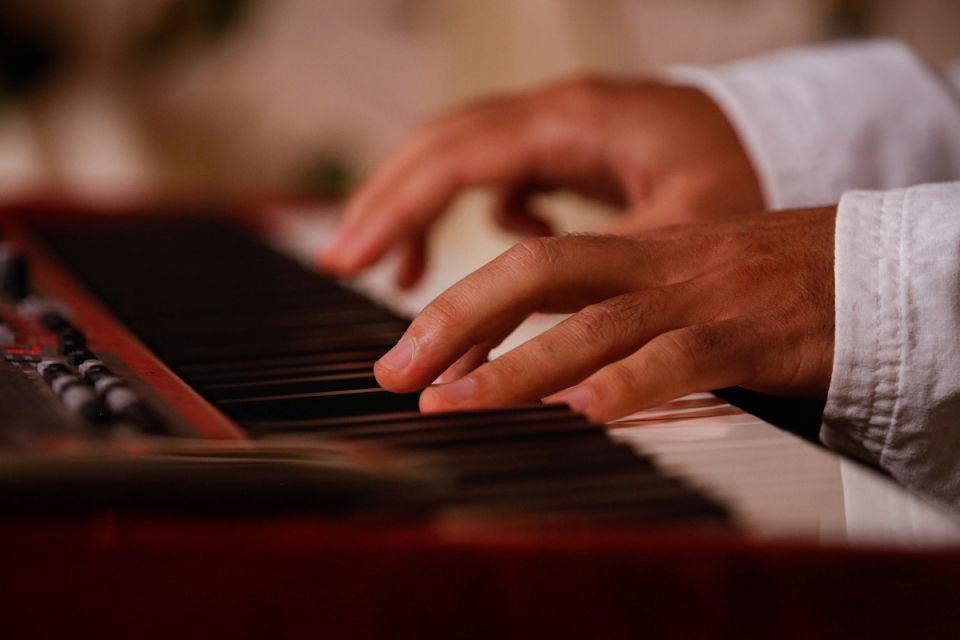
[667,40,960,504]
[666,40,960,209]
[828,184,960,504]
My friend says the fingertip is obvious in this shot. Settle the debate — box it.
[394,237,427,290]
[317,229,358,273]
[374,340,418,392]
[372,361,403,391]
[420,376,477,413]
[434,365,463,386]
[418,386,448,413]
[395,261,424,290]
[320,241,379,276]
[545,386,598,417]
[316,247,343,273]
[580,402,616,424]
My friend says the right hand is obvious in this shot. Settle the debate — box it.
[373,207,837,421]
[320,76,764,288]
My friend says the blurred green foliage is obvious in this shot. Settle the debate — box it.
[295,151,357,199]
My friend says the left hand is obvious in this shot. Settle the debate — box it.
[320,78,763,288]
[373,206,836,422]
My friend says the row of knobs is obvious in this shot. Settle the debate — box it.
[0,244,93,363]
[37,357,156,429]
[1,244,158,430]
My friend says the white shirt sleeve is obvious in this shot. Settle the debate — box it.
[826,183,960,505]
[664,40,960,209]
[666,41,960,504]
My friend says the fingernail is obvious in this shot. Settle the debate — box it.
[435,358,470,385]
[432,376,476,405]
[317,248,340,271]
[549,386,593,413]
[435,369,458,385]
[378,338,415,372]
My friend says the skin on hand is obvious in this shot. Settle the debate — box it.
[373,207,837,423]
[320,76,764,288]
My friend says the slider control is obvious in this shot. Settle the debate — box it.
[37,358,100,422]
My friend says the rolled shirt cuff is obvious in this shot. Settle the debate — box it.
[823,183,960,505]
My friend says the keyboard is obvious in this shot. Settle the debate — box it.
[0,211,727,525]
[3,202,960,640]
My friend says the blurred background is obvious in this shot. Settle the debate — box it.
[1,0,958,202]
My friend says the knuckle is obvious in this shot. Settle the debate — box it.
[552,74,611,102]
[573,299,632,343]
[658,330,702,374]
[600,362,641,397]
[423,294,465,331]
[479,354,527,394]
[409,114,455,151]
[687,324,725,355]
[506,236,563,271]
[631,286,672,317]
[531,74,613,139]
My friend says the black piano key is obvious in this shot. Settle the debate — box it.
[148,320,406,350]
[242,403,578,436]
[217,387,423,421]
[157,329,404,365]
[199,372,380,401]
[183,360,378,385]
[326,417,598,449]
[132,306,399,336]
[424,440,651,484]
[177,349,390,376]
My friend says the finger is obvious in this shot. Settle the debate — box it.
[435,342,493,385]
[493,184,554,237]
[394,235,427,290]
[618,207,807,245]
[547,319,758,422]
[601,181,708,237]
[434,323,518,385]
[418,280,708,412]
[601,214,669,238]
[321,100,539,273]
[374,235,704,392]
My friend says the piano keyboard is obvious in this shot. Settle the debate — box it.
[2,214,727,525]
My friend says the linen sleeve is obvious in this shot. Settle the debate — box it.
[823,183,960,505]
[664,40,960,209]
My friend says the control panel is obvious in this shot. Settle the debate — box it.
[0,241,177,446]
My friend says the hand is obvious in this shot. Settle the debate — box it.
[320,76,764,288]
[373,207,836,422]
